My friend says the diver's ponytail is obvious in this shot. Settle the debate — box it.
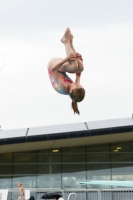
[71,100,80,115]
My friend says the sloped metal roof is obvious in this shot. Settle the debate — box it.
[28,122,86,136]
[0,128,27,139]
[87,117,133,130]
[0,117,133,145]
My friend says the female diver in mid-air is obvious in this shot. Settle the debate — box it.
[47,28,85,114]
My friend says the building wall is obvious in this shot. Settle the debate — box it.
[0,140,133,189]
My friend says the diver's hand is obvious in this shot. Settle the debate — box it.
[66,53,77,60]
[75,53,83,62]
[76,72,81,76]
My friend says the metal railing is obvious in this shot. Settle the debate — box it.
[7,189,63,200]
[6,188,133,200]
[101,189,133,200]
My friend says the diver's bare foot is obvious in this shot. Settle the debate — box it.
[61,28,71,43]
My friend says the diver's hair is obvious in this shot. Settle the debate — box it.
[18,182,22,186]
[72,100,80,115]
[70,88,85,115]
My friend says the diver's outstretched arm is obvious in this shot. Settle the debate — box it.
[75,73,81,83]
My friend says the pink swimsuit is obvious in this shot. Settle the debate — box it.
[48,69,73,95]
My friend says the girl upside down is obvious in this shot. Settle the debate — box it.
[47,28,85,115]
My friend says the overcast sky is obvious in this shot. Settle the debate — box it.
[0,0,133,130]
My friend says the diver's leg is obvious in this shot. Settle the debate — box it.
[59,40,78,73]
[70,33,84,72]
[61,28,76,55]
[70,33,76,54]
[59,28,78,73]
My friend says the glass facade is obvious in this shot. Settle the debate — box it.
[0,140,133,189]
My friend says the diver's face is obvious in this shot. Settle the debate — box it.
[69,82,83,93]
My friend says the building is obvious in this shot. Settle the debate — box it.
[0,117,133,189]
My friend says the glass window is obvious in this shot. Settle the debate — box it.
[13,151,37,163]
[0,164,12,174]
[87,174,111,189]
[62,163,86,174]
[87,144,110,152]
[62,146,86,173]
[37,175,50,188]
[0,153,13,163]
[0,153,13,189]
[87,152,110,162]
[13,164,37,174]
[112,174,133,181]
[87,163,111,174]
[38,153,61,163]
[112,163,133,174]
[12,175,36,188]
[111,141,133,152]
[62,146,85,153]
[38,164,61,174]
[62,153,85,163]
[111,152,133,162]
[1,140,133,190]
[37,174,61,188]
[62,173,86,188]
[111,174,133,189]
[0,176,12,189]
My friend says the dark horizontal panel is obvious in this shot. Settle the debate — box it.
[68,130,90,138]
[0,125,133,146]
[78,130,90,137]
[48,132,69,140]
[0,139,5,145]
[89,128,111,136]
[27,134,48,142]
[111,126,133,134]
[68,131,79,138]
[5,137,26,144]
